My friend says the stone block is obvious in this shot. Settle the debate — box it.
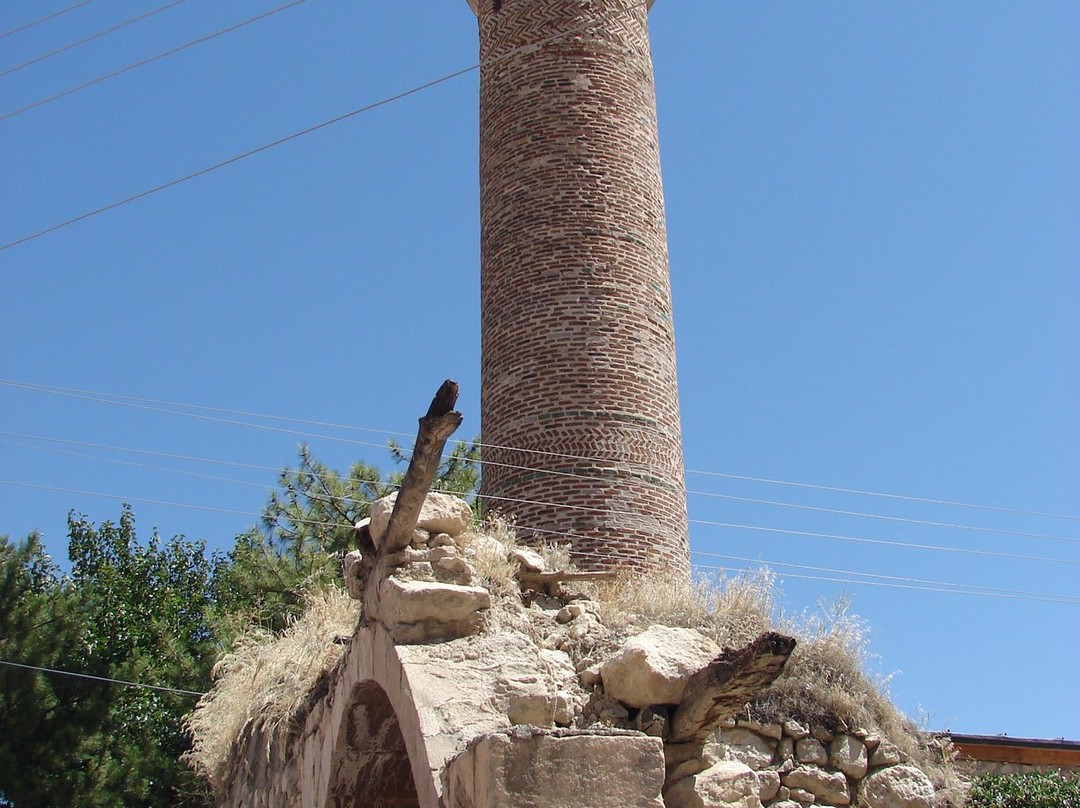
[783,766,851,806]
[370,492,473,549]
[830,733,868,778]
[795,737,828,765]
[704,727,776,769]
[757,769,781,801]
[378,578,490,643]
[444,728,665,808]
[665,760,763,808]
[869,741,904,767]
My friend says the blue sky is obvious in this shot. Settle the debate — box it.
[1,0,1077,740]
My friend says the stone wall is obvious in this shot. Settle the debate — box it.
[667,717,941,808]
[472,0,690,577]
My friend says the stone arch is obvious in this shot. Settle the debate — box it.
[325,680,421,808]
[310,626,444,808]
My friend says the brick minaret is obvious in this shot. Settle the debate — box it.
[465,0,689,578]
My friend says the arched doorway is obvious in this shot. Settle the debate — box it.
[326,680,421,808]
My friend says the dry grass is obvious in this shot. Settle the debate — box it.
[183,588,359,790]
[594,567,777,650]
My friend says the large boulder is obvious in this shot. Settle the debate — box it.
[860,765,935,808]
[601,626,721,708]
[665,760,763,808]
[369,492,472,549]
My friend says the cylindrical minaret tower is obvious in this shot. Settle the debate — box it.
[467,0,689,578]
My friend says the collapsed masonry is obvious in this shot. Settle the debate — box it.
[196,384,957,807]
[209,488,952,808]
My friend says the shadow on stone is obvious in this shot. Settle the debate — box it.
[328,681,421,808]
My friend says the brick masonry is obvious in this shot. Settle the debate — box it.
[467,0,689,577]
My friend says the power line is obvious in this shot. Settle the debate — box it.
[0,380,412,438]
[0,0,320,124]
[690,491,1080,545]
[0,0,653,251]
[5,379,1078,528]
[689,518,1080,567]
[0,430,290,475]
[0,436,277,491]
[495,524,1080,604]
[690,550,1080,605]
[687,468,1080,524]
[20,440,1072,569]
[690,561,1080,605]
[0,63,477,251]
[4,471,1078,570]
[1,471,1075,605]
[0,658,204,697]
[0,0,104,41]
[0,0,195,79]
[0,480,256,519]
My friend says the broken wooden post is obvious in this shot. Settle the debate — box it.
[381,379,463,555]
[363,380,463,621]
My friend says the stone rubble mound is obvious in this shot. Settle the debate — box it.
[339,492,945,808]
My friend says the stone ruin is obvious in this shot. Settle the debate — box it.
[208,481,953,808]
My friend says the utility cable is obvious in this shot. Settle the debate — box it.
[0,63,477,250]
[0,0,103,40]
[0,659,204,696]
[5,471,1078,569]
[689,561,1079,604]
[5,379,1077,526]
[689,550,1080,605]
[689,518,1079,567]
[0,379,412,438]
[0,0,195,79]
[0,0,651,250]
[687,468,1080,524]
[0,436,277,490]
[0,430,291,475]
[0,0,319,124]
[1,476,1075,605]
[690,491,1080,545]
[4,382,1075,533]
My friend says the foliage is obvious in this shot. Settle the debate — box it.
[0,511,216,808]
[389,436,482,506]
[966,771,1080,808]
[65,509,217,807]
[1,439,480,806]
[0,533,108,806]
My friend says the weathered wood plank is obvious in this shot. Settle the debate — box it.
[667,631,796,746]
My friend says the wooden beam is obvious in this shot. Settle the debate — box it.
[667,632,796,746]
[380,380,463,555]
[363,380,463,622]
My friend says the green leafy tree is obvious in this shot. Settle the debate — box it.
[0,511,217,808]
[64,508,217,807]
[0,534,108,806]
